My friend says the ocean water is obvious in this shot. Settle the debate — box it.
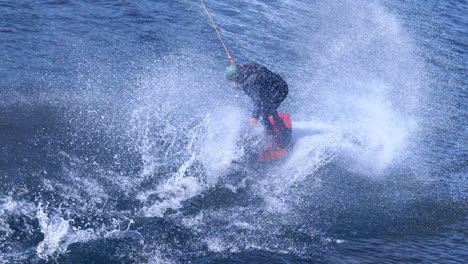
[0,0,466,263]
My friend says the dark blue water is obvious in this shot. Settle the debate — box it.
[0,0,466,263]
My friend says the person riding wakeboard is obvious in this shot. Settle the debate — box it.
[225,63,289,136]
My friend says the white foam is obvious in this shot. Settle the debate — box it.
[142,154,204,217]
[36,206,95,260]
[0,196,36,244]
[205,237,226,253]
[199,107,245,182]
[288,0,422,178]
[147,254,174,264]
[256,121,338,205]
[139,106,248,217]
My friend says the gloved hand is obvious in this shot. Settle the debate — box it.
[250,118,258,126]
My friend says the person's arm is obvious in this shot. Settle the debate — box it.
[234,72,257,88]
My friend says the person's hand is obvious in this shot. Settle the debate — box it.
[250,118,258,126]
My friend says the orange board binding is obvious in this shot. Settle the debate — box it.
[258,113,292,162]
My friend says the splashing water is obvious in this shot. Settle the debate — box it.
[0,0,465,263]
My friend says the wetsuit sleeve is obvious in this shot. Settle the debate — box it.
[240,74,257,87]
[236,69,257,87]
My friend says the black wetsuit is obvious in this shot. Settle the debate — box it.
[234,63,288,134]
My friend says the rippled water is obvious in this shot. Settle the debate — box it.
[0,0,466,263]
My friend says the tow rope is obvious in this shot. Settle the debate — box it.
[199,0,235,64]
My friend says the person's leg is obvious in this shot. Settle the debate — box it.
[271,111,286,130]
[261,108,286,136]
[261,111,275,135]
[261,83,288,136]
[269,106,291,148]
[270,83,288,131]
